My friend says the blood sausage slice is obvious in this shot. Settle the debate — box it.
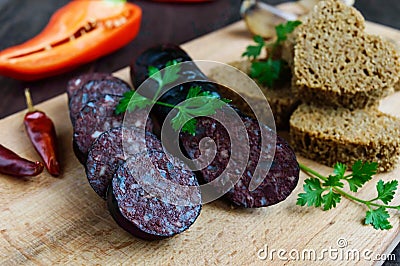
[108,151,201,240]
[73,94,153,164]
[69,78,130,125]
[66,72,114,101]
[86,126,161,199]
[180,111,299,208]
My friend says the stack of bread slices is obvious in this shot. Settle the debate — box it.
[210,0,400,172]
[287,0,400,172]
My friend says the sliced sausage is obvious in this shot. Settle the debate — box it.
[130,44,220,126]
[69,78,131,125]
[107,151,201,240]
[132,44,300,208]
[66,72,114,101]
[180,110,300,208]
[85,126,162,199]
[73,94,154,164]
[73,94,123,164]
[131,43,192,88]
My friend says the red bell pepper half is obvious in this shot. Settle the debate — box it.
[0,0,142,81]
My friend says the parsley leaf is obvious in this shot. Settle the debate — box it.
[376,180,398,204]
[148,65,161,78]
[352,160,377,179]
[171,109,193,132]
[365,207,392,230]
[181,118,197,136]
[347,161,377,192]
[184,97,227,116]
[184,85,229,116]
[165,59,178,67]
[170,86,230,135]
[149,61,181,91]
[297,176,341,211]
[115,90,152,115]
[322,189,341,211]
[250,58,281,87]
[185,85,203,99]
[275,20,302,47]
[297,161,399,231]
[242,35,265,60]
[296,178,326,208]
[115,90,134,115]
[127,92,152,112]
[242,21,301,88]
[323,175,344,188]
[333,162,347,177]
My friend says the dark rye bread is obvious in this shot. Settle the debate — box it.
[395,81,400,92]
[289,104,400,172]
[291,0,400,109]
[208,60,299,130]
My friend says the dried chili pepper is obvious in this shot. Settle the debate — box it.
[0,144,44,177]
[0,0,142,81]
[24,89,60,176]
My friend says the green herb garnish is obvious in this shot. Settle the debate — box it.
[297,161,400,230]
[250,58,282,88]
[242,35,265,60]
[242,20,301,87]
[147,59,181,100]
[274,20,302,48]
[115,90,152,115]
[116,61,231,135]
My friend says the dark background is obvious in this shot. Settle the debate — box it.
[0,0,399,264]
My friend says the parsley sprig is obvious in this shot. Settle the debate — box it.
[242,35,265,60]
[242,20,301,87]
[170,86,230,134]
[115,61,231,135]
[297,161,400,230]
[274,20,302,48]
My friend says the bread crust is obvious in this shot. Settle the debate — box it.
[289,104,400,172]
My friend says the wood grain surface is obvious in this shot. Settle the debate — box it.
[1,6,399,266]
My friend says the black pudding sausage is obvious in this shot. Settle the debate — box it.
[130,44,300,208]
[131,43,192,88]
[130,44,221,126]
[85,126,162,199]
[69,77,131,126]
[180,111,300,208]
[107,151,202,240]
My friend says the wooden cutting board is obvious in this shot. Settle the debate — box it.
[1,5,399,266]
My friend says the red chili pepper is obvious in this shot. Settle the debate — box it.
[0,144,44,177]
[0,0,142,81]
[24,89,60,176]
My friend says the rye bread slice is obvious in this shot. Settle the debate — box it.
[289,103,400,172]
[292,0,400,109]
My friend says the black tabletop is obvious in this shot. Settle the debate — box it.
[0,0,399,264]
